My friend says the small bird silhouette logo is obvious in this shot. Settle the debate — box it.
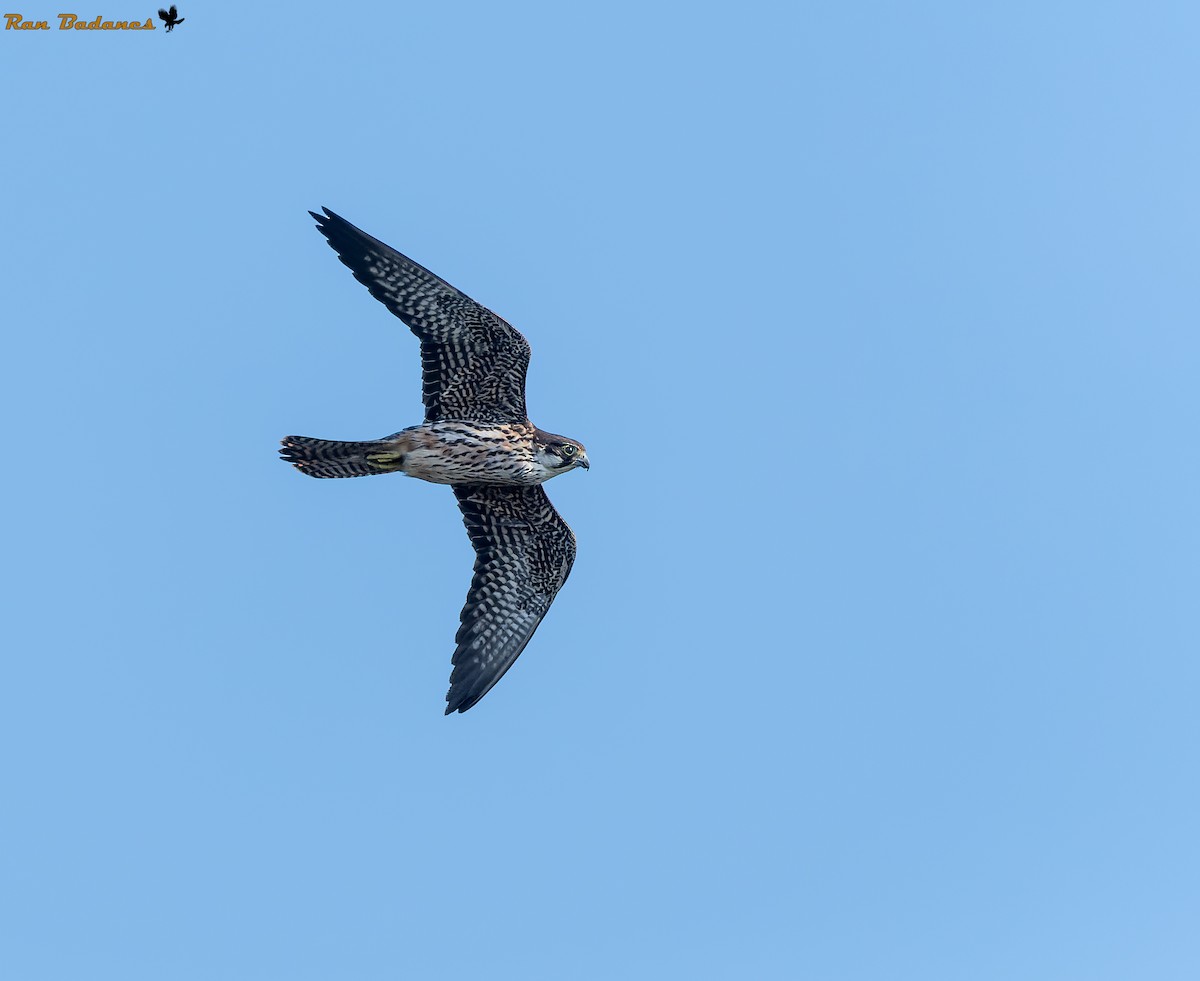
[158,5,184,31]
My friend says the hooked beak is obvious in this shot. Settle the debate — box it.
[575,453,590,471]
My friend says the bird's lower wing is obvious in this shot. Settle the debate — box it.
[447,484,577,713]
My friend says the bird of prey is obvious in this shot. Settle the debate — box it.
[281,208,589,714]
[157,5,184,31]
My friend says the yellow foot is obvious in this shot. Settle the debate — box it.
[366,451,405,471]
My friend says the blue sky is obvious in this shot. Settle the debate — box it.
[2,2,1198,978]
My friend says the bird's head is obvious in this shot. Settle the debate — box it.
[534,430,590,473]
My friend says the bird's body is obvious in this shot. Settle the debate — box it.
[281,209,588,714]
[283,421,576,486]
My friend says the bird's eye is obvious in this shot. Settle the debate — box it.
[561,445,577,457]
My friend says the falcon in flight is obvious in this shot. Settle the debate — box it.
[281,209,588,714]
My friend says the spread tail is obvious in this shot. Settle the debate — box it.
[280,435,407,478]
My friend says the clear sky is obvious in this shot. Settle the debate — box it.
[2,2,1198,979]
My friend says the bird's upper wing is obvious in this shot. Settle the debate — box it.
[158,7,169,19]
[169,5,177,16]
[310,207,532,424]
[446,484,576,713]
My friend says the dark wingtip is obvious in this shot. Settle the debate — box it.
[444,689,481,715]
[309,207,380,256]
[311,206,345,224]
